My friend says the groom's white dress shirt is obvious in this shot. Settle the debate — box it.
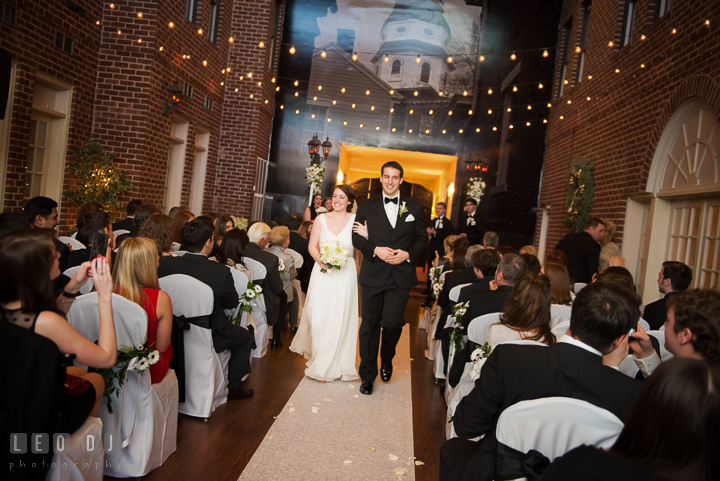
[383,192,399,228]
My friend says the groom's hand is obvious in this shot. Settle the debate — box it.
[374,246,395,262]
[388,249,409,264]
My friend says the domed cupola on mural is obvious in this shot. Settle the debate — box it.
[371,0,454,92]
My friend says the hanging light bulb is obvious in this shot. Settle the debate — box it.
[377,126,381,131]
[389,89,394,94]
[276,87,279,91]
[352,103,356,108]
[607,39,614,47]
[413,91,418,96]
[295,92,299,97]
[371,106,375,111]
[438,91,444,96]
[448,110,453,115]
[640,33,647,40]
[332,100,337,105]
[671,27,677,34]
[360,124,364,128]
[313,96,317,101]
[513,86,518,92]
[527,105,532,110]
[507,107,511,112]
[447,55,453,63]
[488,109,492,114]
[560,115,564,119]
[615,68,620,73]
[321,49,327,58]
[543,119,548,123]
[479,55,485,62]
[575,44,581,53]
[197,28,203,35]
[468,110,473,115]
[463,90,468,96]
[203,60,208,66]
[408,129,412,133]
[318,85,322,90]
[280,105,284,109]
[429,110,433,115]
[168,21,174,28]
[159,46,164,51]
[352,52,358,61]
[246,72,251,77]
[567,100,572,104]
[476,128,480,132]
[138,38,142,43]
[409,109,414,114]
[259,41,265,48]
[526,121,531,126]
[587,75,593,80]
[510,52,517,60]
[586,96,591,101]
[117,29,122,34]
[289,45,296,54]
[564,79,569,85]
[543,50,549,57]
[390,108,394,113]
[343,121,348,125]
[392,127,396,132]
[366,90,371,95]
[384,54,389,63]
[228,36,234,43]
[96,20,100,25]
[341,87,346,93]
[493,126,497,131]
[538,83,544,89]
[271,77,276,83]
[137,12,143,18]
[416,55,421,63]
[295,110,299,114]
[442,129,446,134]
[547,103,552,108]
[640,63,646,68]
[294,80,298,86]
[487,88,493,94]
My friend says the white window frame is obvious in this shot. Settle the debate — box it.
[189,129,210,214]
[164,117,189,214]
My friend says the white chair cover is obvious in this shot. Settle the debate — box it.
[47,417,104,481]
[446,340,547,440]
[171,242,181,252]
[70,232,77,239]
[550,304,572,328]
[244,257,267,281]
[419,306,431,330]
[224,266,265,360]
[618,355,640,378]
[174,250,187,257]
[425,305,442,361]
[66,293,178,477]
[467,312,502,346]
[113,229,130,237]
[242,257,270,357]
[638,318,650,332]
[159,275,227,419]
[63,266,94,294]
[551,320,571,338]
[495,396,624,475]
[573,282,587,294]
[449,283,472,303]
[59,236,85,250]
[285,248,303,268]
[648,330,673,362]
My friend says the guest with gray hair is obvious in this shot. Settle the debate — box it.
[483,231,499,249]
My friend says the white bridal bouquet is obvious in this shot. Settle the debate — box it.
[319,240,349,273]
[315,206,327,214]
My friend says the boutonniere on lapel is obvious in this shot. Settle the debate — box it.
[398,201,408,218]
[468,216,476,226]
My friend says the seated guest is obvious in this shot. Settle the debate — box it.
[441,281,642,481]
[139,214,176,256]
[545,249,568,267]
[75,201,104,230]
[173,209,194,244]
[245,222,285,348]
[496,245,518,256]
[459,253,528,330]
[69,210,115,268]
[299,220,313,239]
[114,233,132,249]
[487,272,556,347]
[541,358,720,481]
[519,245,537,257]
[520,253,541,274]
[112,199,143,237]
[23,196,68,274]
[133,203,160,232]
[287,215,313,295]
[0,211,31,237]
[631,289,720,378]
[0,230,117,434]
[598,219,622,272]
[266,226,298,341]
[445,247,467,274]
[643,261,692,330]
[112,237,173,383]
[434,234,457,270]
[437,245,487,313]
[482,231,499,250]
[215,229,252,279]
[167,206,181,218]
[452,236,470,253]
[542,262,573,305]
[555,217,606,283]
[214,214,234,249]
[158,220,254,400]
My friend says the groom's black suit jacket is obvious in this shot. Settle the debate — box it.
[454,342,642,481]
[352,194,428,289]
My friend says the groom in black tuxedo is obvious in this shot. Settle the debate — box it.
[353,161,428,395]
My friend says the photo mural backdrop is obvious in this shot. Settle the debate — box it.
[267,0,483,220]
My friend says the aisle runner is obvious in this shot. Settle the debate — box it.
[238,325,416,480]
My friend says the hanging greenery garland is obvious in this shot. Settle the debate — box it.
[563,157,595,233]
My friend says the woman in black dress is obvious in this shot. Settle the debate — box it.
[304,193,324,221]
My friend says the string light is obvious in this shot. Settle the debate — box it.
[671,27,677,34]
[438,91,444,96]
[117,29,122,35]
[138,38,142,43]
[488,109,492,114]
[227,67,231,72]
[360,124,364,128]
[265,100,269,104]
[295,110,299,114]
[705,19,710,26]
[391,127,396,132]
[344,121,348,125]
[366,90,371,95]
[567,100,572,104]
[416,55,421,63]
[479,55,485,62]
[249,94,253,98]
[468,110,473,115]
[203,60,208,66]
[313,96,317,101]
[586,96,591,101]
[575,44,581,53]
[294,80,298,86]
[259,41,265,48]
[159,46,163,51]
[547,103,552,108]
[538,83,544,89]
[289,45,296,54]
[526,121,531,126]
[559,115,564,119]
[390,108,394,113]
[276,87,279,91]
[197,28,203,35]
[513,86,518,92]
[543,119,547,123]
[389,89,394,94]
[377,126,381,131]
[137,12,143,18]
[508,125,513,129]
[409,109,414,114]
[510,52,517,60]
[332,100,337,105]
[615,68,620,73]
[564,79,569,85]
[311,114,315,119]
[280,105,284,109]
[96,20,100,25]
[487,88,493,94]
[295,92,299,97]
[109,3,115,8]
[476,128,480,132]
[462,90,468,96]
[493,126,497,131]
[640,63,645,68]
[408,128,412,133]
[640,34,646,40]
[384,54,389,63]
[352,52,358,61]
[239,75,243,80]
[587,75,592,80]
[448,110,453,115]
[318,85,322,90]
[527,105,532,110]
[542,50,549,57]
[371,106,375,111]
[321,49,327,58]
[235,88,239,92]
[442,129,446,134]
[506,107,511,112]
[220,81,224,85]
[351,103,356,108]
[341,87,346,93]
[413,91,418,96]
[271,78,276,83]
[459,129,463,133]
[447,56,453,63]
[228,37,234,43]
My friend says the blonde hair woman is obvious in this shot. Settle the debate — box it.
[112,237,173,383]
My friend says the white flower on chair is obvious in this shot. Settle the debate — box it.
[148,351,160,365]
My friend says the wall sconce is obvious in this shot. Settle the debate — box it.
[162,83,183,115]
[337,168,344,184]
[448,182,455,198]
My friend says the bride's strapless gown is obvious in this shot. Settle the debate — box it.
[289,214,359,381]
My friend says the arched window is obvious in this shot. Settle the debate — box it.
[420,62,431,83]
[391,59,402,81]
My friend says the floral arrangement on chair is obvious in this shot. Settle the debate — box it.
[99,344,161,413]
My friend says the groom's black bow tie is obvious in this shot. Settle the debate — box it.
[384,197,398,205]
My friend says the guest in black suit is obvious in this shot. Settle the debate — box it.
[158,220,254,400]
[554,217,606,283]
[482,231,498,250]
[643,260,692,330]
[440,280,643,481]
[287,215,313,295]
[68,211,115,268]
[456,198,484,246]
[132,203,160,234]
[352,161,427,395]
[427,202,454,271]
[542,359,720,481]
[245,222,287,349]
[459,253,527,330]
[112,199,142,237]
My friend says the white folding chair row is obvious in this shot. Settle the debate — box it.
[47,417,104,481]
[442,285,471,404]
[113,229,130,237]
[63,266,94,294]
[446,339,547,440]
[449,283,472,303]
[648,330,673,361]
[58,236,86,250]
[159,275,227,419]
[285,247,304,268]
[495,397,623,481]
[638,317,650,332]
[550,304,572,328]
[467,312,502,346]
[573,282,587,294]
[66,292,178,477]
[243,257,270,357]
[551,320,571,338]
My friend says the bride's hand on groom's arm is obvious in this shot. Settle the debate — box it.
[352,221,369,239]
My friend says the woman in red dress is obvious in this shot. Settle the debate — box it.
[112,237,173,383]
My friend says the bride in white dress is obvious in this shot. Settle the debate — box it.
[290,184,359,382]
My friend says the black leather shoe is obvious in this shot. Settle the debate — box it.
[359,381,373,395]
[228,387,254,400]
[290,326,298,335]
[380,364,393,382]
[270,338,283,350]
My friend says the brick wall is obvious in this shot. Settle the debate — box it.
[537,0,720,257]
[1,0,283,233]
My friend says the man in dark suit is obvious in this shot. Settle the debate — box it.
[456,198,484,246]
[459,253,527,330]
[245,222,287,349]
[158,220,254,400]
[112,199,142,237]
[440,281,643,481]
[352,161,427,395]
[427,201,454,271]
[554,217,606,283]
[643,260,692,330]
